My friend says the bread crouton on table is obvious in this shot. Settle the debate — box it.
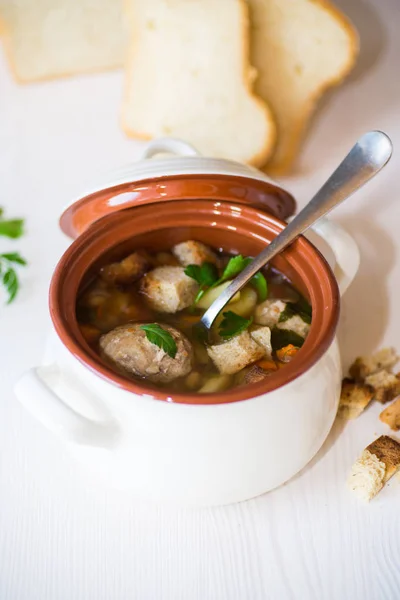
[364,370,400,404]
[338,378,374,420]
[140,266,198,313]
[254,299,286,327]
[380,397,400,431]
[172,240,218,267]
[207,331,265,375]
[348,435,400,501]
[349,347,399,381]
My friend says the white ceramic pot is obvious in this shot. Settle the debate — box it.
[14,138,360,507]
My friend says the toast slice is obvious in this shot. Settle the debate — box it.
[348,435,400,501]
[0,0,126,82]
[248,0,358,173]
[121,0,276,166]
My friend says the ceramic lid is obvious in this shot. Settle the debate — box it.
[60,138,296,239]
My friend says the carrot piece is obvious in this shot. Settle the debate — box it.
[180,314,201,324]
[276,344,299,363]
[255,358,278,371]
[79,324,101,344]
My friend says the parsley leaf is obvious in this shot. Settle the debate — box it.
[3,268,18,304]
[218,255,268,301]
[219,255,252,283]
[140,324,177,358]
[0,252,27,303]
[184,262,219,287]
[0,218,24,239]
[271,329,305,350]
[219,311,253,339]
[0,252,27,266]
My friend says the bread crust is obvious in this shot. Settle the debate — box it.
[121,0,276,167]
[0,11,124,83]
[254,0,359,174]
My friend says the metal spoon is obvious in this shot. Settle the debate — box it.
[200,130,392,334]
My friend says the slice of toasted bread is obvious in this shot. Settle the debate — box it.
[247,0,358,173]
[380,398,400,432]
[338,378,374,420]
[121,0,276,166]
[0,0,126,83]
[348,435,400,501]
[349,347,399,381]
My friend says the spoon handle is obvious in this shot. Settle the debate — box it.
[201,130,392,329]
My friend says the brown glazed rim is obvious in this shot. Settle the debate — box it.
[50,198,340,406]
[60,174,296,238]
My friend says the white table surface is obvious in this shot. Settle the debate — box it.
[1,1,400,598]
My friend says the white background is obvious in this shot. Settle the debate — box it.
[1,1,400,598]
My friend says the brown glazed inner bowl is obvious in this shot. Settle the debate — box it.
[50,199,340,405]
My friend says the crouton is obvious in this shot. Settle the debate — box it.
[348,435,400,501]
[379,397,400,431]
[364,370,400,404]
[254,299,286,327]
[277,314,310,339]
[243,364,270,385]
[172,240,218,267]
[338,378,374,420]
[100,251,150,285]
[207,331,265,375]
[250,326,272,358]
[140,266,199,313]
[349,347,399,381]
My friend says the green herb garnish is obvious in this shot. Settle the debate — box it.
[219,255,268,301]
[219,311,253,339]
[278,298,312,325]
[271,328,305,350]
[251,271,268,301]
[185,262,219,307]
[140,324,177,358]
[0,252,27,303]
[219,255,252,283]
[0,209,24,239]
[184,262,219,287]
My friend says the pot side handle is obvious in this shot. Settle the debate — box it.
[140,137,201,159]
[310,217,360,296]
[14,367,119,447]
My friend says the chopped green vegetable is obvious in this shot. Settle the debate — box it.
[271,328,305,350]
[219,311,253,339]
[0,252,27,303]
[184,262,219,287]
[219,255,252,283]
[140,323,177,358]
[251,271,268,301]
[278,298,312,325]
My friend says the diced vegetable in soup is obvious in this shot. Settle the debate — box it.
[76,240,312,393]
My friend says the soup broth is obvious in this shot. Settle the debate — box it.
[76,240,312,394]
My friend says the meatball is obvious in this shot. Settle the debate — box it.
[99,323,193,383]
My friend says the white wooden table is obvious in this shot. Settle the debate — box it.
[1,1,399,598]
